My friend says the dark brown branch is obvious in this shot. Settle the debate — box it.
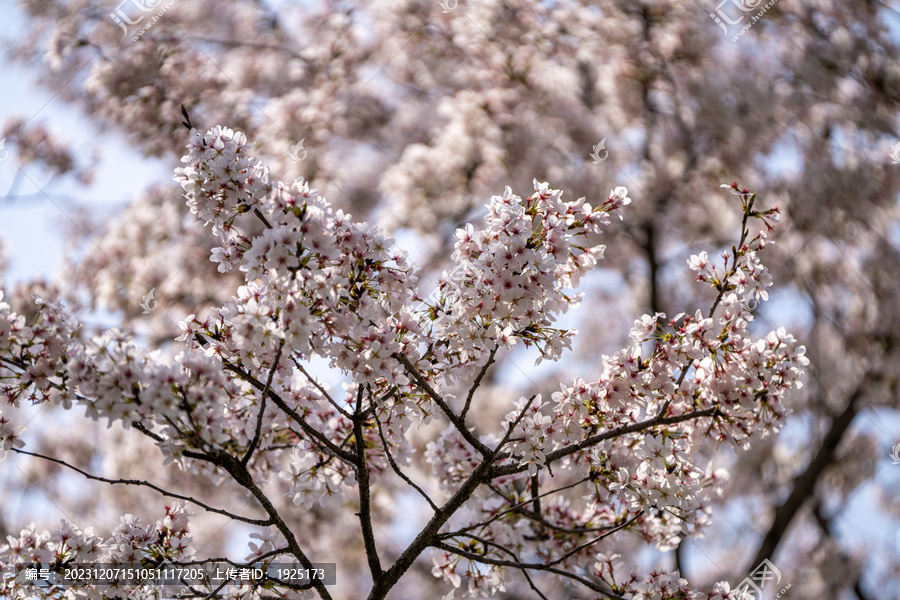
[491,406,720,478]
[747,376,869,574]
[521,569,551,600]
[374,414,439,512]
[170,547,290,566]
[354,385,384,581]
[530,473,543,536]
[366,394,590,600]
[204,449,334,600]
[431,541,628,600]
[253,207,273,229]
[494,394,539,453]
[643,219,663,315]
[484,481,630,537]
[292,357,352,419]
[12,448,272,526]
[461,346,498,421]
[393,351,492,457]
[675,539,686,578]
[221,360,356,463]
[366,451,496,599]
[243,340,284,466]
[441,477,589,539]
[709,192,756,317]
[544,511,643,568]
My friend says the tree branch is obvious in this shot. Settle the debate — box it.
[441,477,589,539]
[205,449,334,600]
[490,406,720,478]
[431,541,628,600]
[366,451,496,599]
[221,360,356,464]
[354,385,384,581]
[461,346,498,422]
[292,357,352,419]
[747,375,870,573]
[393,351,492,457]
[374,414,439,512]
[12,448,272,526]
[242,340,284,466]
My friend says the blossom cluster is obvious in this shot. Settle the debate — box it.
[174,125,422,388]
[0,502,193,600]
[423,182,631,383]
[0,291,79,406]
[2,0,892,595]
[0,121,808,600]
[0,287,299,480]
[424,188,808,595]
[0,409,25,456]
[169,126,633,430]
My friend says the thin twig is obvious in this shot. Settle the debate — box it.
[393,351,492,457]
[441,477,589,539]
[374,414,439,512]
[243,340,284,465]
[491,406,720,478]
[221,360,356,464]
[292,357,352,419]
[432,541,628,600]
[461,346,498,422]
[12,448,272,526]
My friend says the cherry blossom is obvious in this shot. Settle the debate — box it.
[3,0,897,596]
[0,122,808,599]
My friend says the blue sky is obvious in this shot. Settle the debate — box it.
[0,0,173,285]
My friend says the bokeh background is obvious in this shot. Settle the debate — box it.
[1,0,899,598]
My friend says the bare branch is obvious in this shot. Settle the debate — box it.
[440,477,589,539]
[374,413,439,513]
[354,385,384,580]
[221,359,356,464]
[393,351,492,457]
[461,346,498,422]
[204,449,334,600]
[292,356,352,419]
[12,448,272,526]
[491,406,720,478]
[243,340,284,466]
[431,541,628,600]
